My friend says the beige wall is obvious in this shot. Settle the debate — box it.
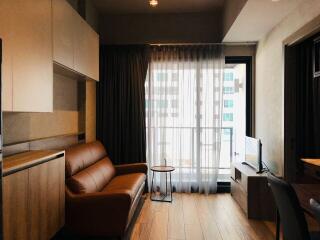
[255,0,320,175]
[3,73,85,144]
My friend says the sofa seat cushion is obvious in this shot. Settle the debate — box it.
[102,173,146,200]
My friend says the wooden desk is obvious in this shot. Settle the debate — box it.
[293,184,320,217]
[301,158,320,167]
[301,158,320,180]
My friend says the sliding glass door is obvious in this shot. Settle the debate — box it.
[223,57,252,175]
[145,46,224,194]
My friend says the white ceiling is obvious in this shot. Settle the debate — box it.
[92,0,225,14]
[223,0,304,42]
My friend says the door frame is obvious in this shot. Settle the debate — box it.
[225,56,254,137]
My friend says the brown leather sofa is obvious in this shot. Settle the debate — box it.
[65,141,147,238]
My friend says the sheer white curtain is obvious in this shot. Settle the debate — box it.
[146,45,224,194]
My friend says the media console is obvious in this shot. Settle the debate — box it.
[231,161,276,220]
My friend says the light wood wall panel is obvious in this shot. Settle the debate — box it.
[85,81,96,142]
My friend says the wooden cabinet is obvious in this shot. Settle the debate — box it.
[0,0,14,111]
[74,17,99,80]
[0,0,53,112]
[53,0,99,81]
[231,162,276,220]
[3,170,29,239]
[3,151,65,240]
[11,0,53,112]
[52,0,76,70]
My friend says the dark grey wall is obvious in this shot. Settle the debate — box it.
[99,12,222,44]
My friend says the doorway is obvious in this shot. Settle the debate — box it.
[220,56,253,179]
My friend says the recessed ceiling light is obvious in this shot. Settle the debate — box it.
[149,0,158,7]
[271,0,280,2]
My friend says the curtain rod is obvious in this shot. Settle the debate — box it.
[149,42,257,46]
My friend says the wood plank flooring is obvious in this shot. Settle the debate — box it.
[128,193,275,240]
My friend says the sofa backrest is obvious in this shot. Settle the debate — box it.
[65,141,116,194]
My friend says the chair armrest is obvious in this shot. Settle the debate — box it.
[66,189,132,236]
[114,163,148,175]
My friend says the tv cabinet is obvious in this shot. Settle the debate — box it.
[231,162,276,220]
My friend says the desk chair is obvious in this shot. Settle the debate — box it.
[310,199,320,224]
[267,174,319,240]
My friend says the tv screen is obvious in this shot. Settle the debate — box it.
[245,136,262,172]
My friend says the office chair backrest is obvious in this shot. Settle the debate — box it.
[310,198,320,224]
[267,174,310,240]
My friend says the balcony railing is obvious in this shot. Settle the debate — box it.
[146,126,233,174]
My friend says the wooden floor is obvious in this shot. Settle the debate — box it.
[126,193,275,240]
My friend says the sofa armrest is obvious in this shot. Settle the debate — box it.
[66,189,132,236]
[114,163,148,176]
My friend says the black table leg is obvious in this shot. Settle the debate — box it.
[150,170,173,203]
[150,170,155,200]
[165,172,168,196]
[169,171,172,202]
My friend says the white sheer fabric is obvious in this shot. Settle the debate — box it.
[146,45,224,194]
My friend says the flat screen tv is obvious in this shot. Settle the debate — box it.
[244,136,263,173]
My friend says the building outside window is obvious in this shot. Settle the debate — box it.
[223,87,234,94]
[224,100,234,108]
[223,113,234,121]
[224,72,234,81]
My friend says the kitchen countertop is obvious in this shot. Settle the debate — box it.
[3,150,65,176]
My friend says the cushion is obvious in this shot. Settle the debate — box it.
[102,173,146,199]
[67,157,116,194]
[65,141,107,177]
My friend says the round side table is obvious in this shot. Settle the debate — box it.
[150,166,175,202]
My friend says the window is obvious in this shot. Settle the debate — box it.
[157,100,168,108]
[224,72,234,81]
[172,72,179,82]
[171,99,179,108]
[224,100,233,108]
[223,87,234,94]
[146,51,225,193]
[156,72,167,81]
[223,113,233,121]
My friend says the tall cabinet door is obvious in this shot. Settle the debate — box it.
[52,0,76,70]
[11,0,53,112]
[87,27,99,81]
[74,16,99,81]
[28,157,65,240]
[3,171,29,240]
[0,0,13,111]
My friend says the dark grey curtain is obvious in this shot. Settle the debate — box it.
[295,39,320,158]
[97,45,150,164]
